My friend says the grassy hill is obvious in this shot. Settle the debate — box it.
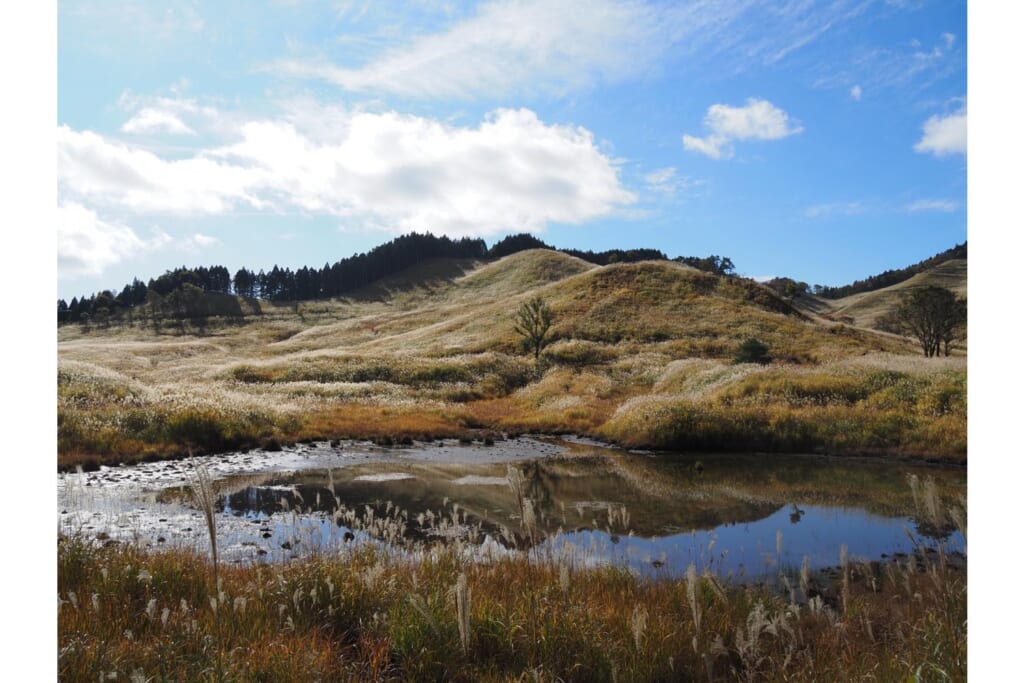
[804,258,967,331]
[57,250,966,466]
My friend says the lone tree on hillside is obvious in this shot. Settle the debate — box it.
[734,337,770,365]
[894,286,966,357]
[514,296,553,359]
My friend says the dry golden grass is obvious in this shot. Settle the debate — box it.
[59,505,966,682]
[813,258,967,330]
[58,251,966,466]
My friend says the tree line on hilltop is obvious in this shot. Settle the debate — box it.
[58,232,738,325]
[813,242,966,299]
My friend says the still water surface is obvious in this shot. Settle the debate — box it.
[58,437,965,579]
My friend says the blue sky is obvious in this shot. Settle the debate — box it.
[57,0,967,300]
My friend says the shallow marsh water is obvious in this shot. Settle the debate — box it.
[57,436,965,580]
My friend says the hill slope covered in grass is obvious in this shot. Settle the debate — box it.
[57,250,966,467]
[793,257,967,333]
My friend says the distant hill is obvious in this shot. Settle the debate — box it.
[208,249,906,364]
[817,258,967,330]
[815,243,966,299]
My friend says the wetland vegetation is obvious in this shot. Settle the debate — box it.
[58,245,967,681]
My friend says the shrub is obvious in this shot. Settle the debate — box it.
[734,338,770,365]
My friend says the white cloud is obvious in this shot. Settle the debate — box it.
[117,91,226,138]
[914,105,966,157]
[58,125,261,214]
[171,233,222,253]
[643,166,704,197]
[271,0,873,99]
[850,85,862,101]
[644,167,678,194]
[811,32,961,97]
[804,202,864,219]
[57,203,171,278]
[273,0,663,98]
[59,107,635,237]
[683,98,802,160]
[681,134,729,161]
[906,199,959,213]
[121,108,195,135]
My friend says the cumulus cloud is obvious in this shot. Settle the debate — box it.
[850,84,862,101]
[59,107,635,236]
[58,125,261,214]
[914,105,966,157]
[57,203,171,277]
[683,98,802,159]
[906,199,959,213]
[121,108,195,135]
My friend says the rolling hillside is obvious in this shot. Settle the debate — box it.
[57,249,966,465]
[805,258,967,331]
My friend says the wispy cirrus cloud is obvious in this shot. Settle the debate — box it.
[642,167,705,197]
[804,201,865,219]
[811,32,963,97]
[683,98,802,160]
[59,106,636,238]
[269,0,878,99]
[272,0,666,98]
[905,198,959,213]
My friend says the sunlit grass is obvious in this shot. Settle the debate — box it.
[58,253,965,466]
[59,506,965,682]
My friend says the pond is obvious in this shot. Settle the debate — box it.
[57,436,965,580]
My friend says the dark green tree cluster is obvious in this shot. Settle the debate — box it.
[486,233,668,265]
[59,231,737,324]
[147,266,231,296]
[226,233,488,302]
[59,233,487,323]
[564,247,667,265]
[487,233,553,258]
[673,254,735,275]
[815,243,966,299]
[763,277,811,299]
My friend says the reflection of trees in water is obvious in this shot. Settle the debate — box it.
[210,454,965,556]
[911,519,958,543]
[518,460,555,517]
[789,504,805,524]
[222,483,339,517]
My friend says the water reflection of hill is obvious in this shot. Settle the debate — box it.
[216,442,965,543]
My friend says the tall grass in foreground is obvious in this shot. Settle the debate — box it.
[58,483,966,682]
[187,463,218,587]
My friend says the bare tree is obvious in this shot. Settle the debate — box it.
[514,296,553,359]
